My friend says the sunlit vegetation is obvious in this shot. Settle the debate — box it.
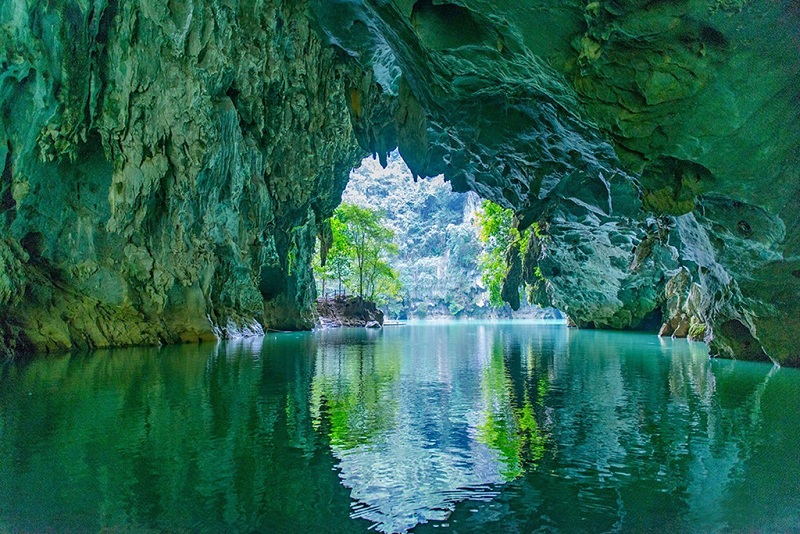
[337,153,556,318]
[475,200,530,308]
[323,154,560,316]
[342,153,486,317]
[314,203,401,306]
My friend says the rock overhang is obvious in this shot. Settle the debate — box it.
[309,0,800,365]
[0,0,797,365]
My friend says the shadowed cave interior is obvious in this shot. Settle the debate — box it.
[0,0,798,365]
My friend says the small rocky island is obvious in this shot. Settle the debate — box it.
[317,296,385,328]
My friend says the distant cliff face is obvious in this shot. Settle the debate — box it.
[1,1,799,365]
[309,0,800,365]
[0,0,363,354]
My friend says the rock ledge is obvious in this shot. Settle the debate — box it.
[317,296,385,328]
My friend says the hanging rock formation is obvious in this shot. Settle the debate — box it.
[309,0,800,365]
[1,0,799,366]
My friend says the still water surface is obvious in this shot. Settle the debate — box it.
[1,322,799,533]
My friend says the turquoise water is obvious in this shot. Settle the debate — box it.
[1,322,799,533]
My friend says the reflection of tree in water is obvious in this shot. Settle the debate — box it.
[434,330,800,533]
[307,324,559,533]
[3,325,798,534]
[309,340,401,449]
[476,331,548,480]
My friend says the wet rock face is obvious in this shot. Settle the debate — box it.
[0,0,362,353]
[309,0,800,365]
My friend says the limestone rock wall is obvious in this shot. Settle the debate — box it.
[0,0,363,354]
[309,0,800,365]
[2,0,798,366]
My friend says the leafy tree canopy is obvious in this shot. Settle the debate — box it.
[314,203,400,305]
[475,200,529,308]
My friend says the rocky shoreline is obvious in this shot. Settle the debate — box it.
[316,296,385,328]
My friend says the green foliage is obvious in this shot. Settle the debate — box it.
[532,222,545,240]
[336,203,399,301]
[479,246,508,307]
[688,317,707,340]
[313,216,353,294]
[475,200,529,308]
[314,203,401,304]
[476,200,514,248]
[310,350,400,450]
[365,257,402,305]
[477,342,547,481]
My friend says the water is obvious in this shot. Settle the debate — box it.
[1,321,799,533]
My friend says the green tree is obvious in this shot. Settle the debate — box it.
[314,216,353,296]
[475,200,529,307]
[335,203,399,301]
[364,259,401,305]
[346,152,487,318]
[315,204,400,303]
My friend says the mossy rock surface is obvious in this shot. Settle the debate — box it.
[1,0,799,365]
[0,0,363,355]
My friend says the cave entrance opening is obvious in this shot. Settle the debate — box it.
[314,150,565,322]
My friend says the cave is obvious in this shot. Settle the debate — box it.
[0,1,799,529]
[0,0,796,365]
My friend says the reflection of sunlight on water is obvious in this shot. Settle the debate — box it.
[3,323,799,533]
[309,324,560,533]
